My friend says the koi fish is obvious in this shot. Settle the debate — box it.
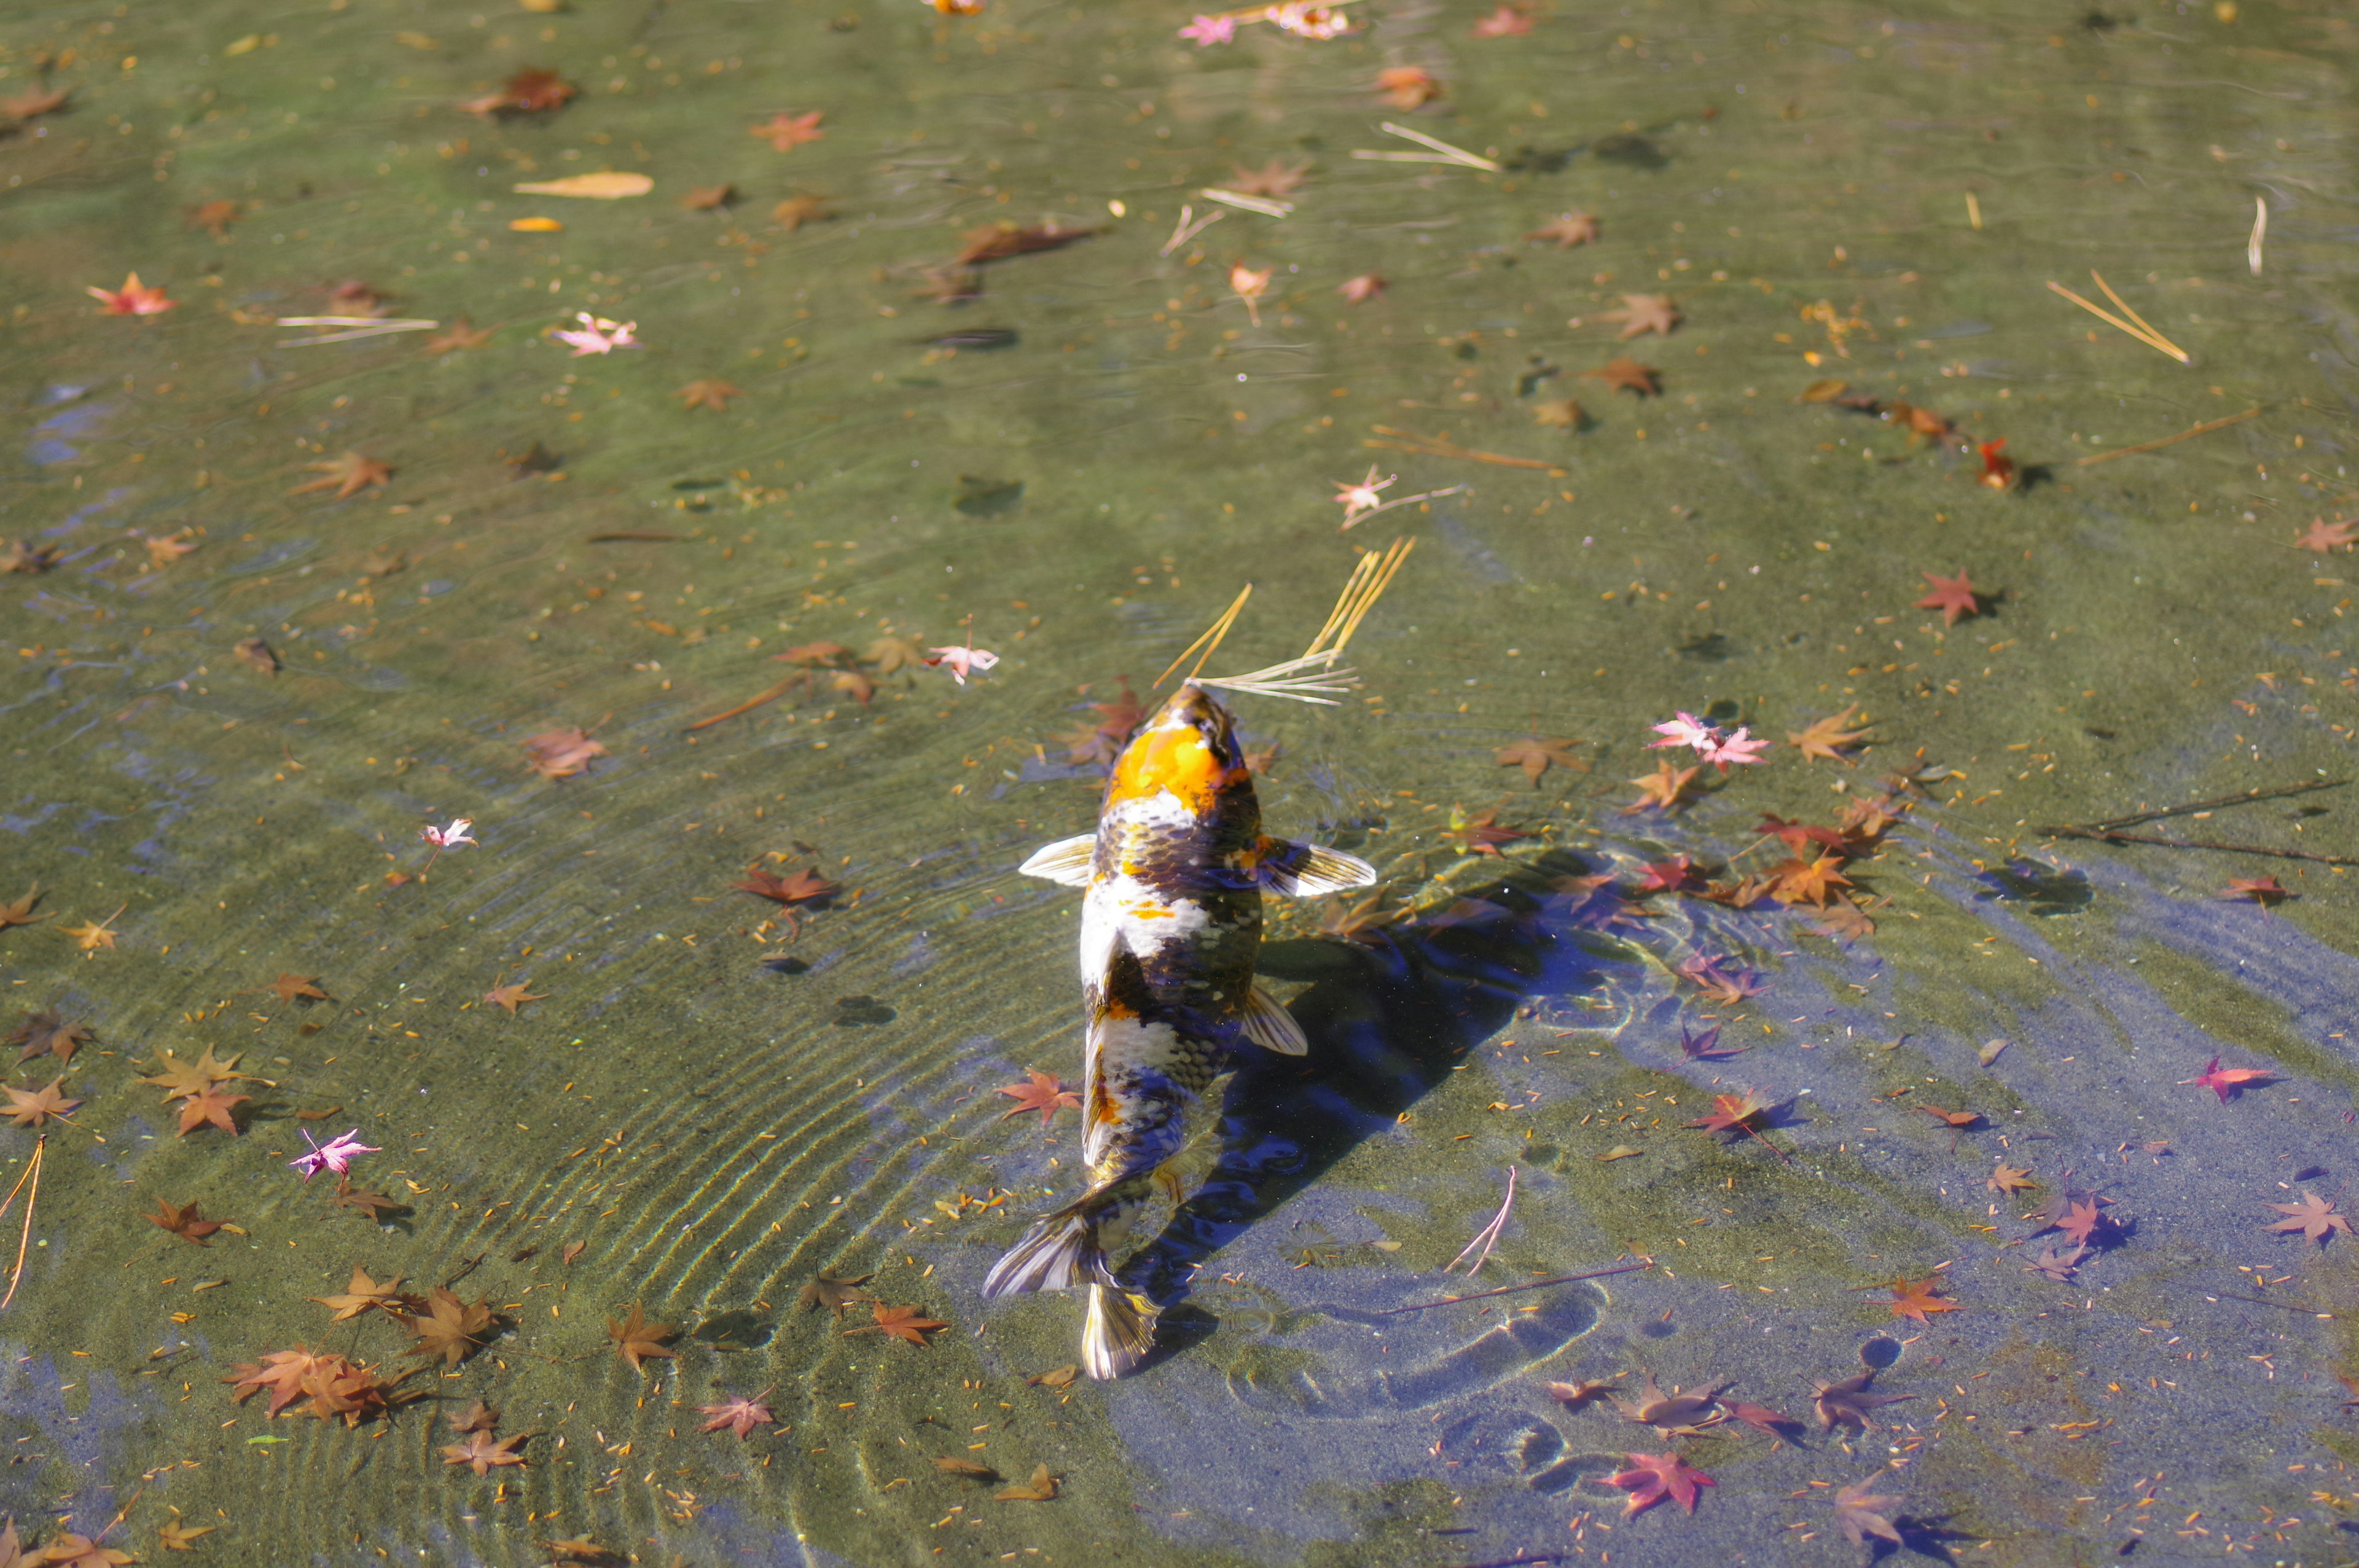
[983,682,1375,1378]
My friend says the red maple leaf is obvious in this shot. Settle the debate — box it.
[2051,1198,2111,1249]
[751,111,826,151]
[845,1303,948,1346]
[2218,876,2290,909]
[995,1070,1080,1128]
[2295,518,2358,553]
[1604,1451,1715,1516]
[1913,570,1982,627]
[1684,1092,1790,1163]
[1879,1274,1961,1324]
[2183,1056,2276,1104]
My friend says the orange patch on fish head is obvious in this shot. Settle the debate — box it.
[1106,684,1245,814]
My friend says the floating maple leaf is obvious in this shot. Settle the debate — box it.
[484,981,548,1015]
[10,1008,89,1065]
[1831,1476,1904,1545]
[676,378,743,412]
[697,1388,777,1439]
[522,727,606,780]
[141,1045,252,1101]
[1605,1451,1713,1516]
[1768,852,1851,909]
[424,318,494,353]
[87,272,175,316]
[1610,1372,1729,1434]
[1471,2,1533,36]
[2266,1190,2352,1246]
[734,865,839,913]
[1623,762,1700,814]
[1721,1399,1802,1443]
[1374,66,1442,109]
[270,973,329,1004]
[1988,1163,2037,1196]
[996,1070,1080,1129]
[797,1271,873,1317]
[443,1429,530,1475]
[1913,570,1982,627]
[1227,158,1310,198]
[0,886,44,932]
[994,1462,1060,1502]
[1525,211,1600,249]
[177,1088,251,1137]
[1911,1104,1981,1152]
[846,1303,948,1346]
[289,451,393,501]
[463,67,576,116]
[1601,293,1681,339]
[1811,1371,1911,1432]
[402,1287,498,1367]
[146,1197,223,1245]
[1678,1023,1746,1063]
[310,1265,407,1321]
[2183,1056,2275,1104]
[607,1302,678,1371]
[2022,1244,2089,1283]
[60,907,125,952]
[1495,736,1587,787]
[1675,953,1768,1008]
[1439,807,1526,857]
[2219,875,2290,908]
[1337,273,1385,304]
[1787,706,1870,763]
[1879,1275,1961,1325]
[2294,518,2357,553]
[751,109,826,150]
[1586,356,1661,397]
[1684,1091,1790,1162]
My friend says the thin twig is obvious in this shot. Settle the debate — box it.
[682,677,801,733]
[1339,483,1467,530]
[1159,204,1224,257]
[1367,426,1566,473]
[2060,778,2347,834]
[1380,1259,1654,1316]
[1445,1167,1517,1275]
[1196,187,1291,218]
[0,1135,44,1311]
[2042,827,2359,867]
[2076,405,2262,467]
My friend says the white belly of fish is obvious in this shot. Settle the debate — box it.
[1076,872,1212,981]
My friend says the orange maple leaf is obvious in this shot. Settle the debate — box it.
[1880,1275,1961,1324]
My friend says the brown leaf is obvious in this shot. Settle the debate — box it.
[522,726,606,780]
[146,1197,224,1245]
[606,1302,678,1372]
[232,637,280,676]
[0,886,44,931]
[1027,1365,1079,1390]
[288,451,393,501]
[402,1287,498,1367]
[442,1429,530,1475]
[310,1265,406,1321]
[934,1456,999,1480]
[676,378,743,412]
[484,981,548,1015]
[993,1462,1060,1502]
[1493,736,1587,787]
[797,1271,872,1316]
[271,973,329,1004]
[176,1088,251,1137]
[679,183,737,211]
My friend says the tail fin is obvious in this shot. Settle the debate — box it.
[981,1198,1111,1300]
[1082,1285,1159,1380]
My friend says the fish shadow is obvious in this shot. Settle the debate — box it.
[1124,880,1616,1316]
[1870,1513,1978,1564]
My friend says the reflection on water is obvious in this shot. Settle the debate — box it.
[1,0,2357,1561]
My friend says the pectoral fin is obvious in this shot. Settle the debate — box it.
[1017,833,1098,886]
[1256,837,1378,898]
[1240,981,1308,1055]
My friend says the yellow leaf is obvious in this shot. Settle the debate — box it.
[394,31,439,49]
[512,171,654,199]
[224,34,261,55]
[1596,1144,1643,1161]
[509,216,565,232]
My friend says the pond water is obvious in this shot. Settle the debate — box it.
[3,1,2358,1564]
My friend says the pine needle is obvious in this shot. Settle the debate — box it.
[1444,1167,1517,1275]
[2046,271,2189,364]
[0,1134,45,1311]
[1153,583,1254,690]
[1191,539,1415,704]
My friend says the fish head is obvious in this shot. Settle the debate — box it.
[1106,684,1248,816]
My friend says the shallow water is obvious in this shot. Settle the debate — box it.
[3,0,2358,1563]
